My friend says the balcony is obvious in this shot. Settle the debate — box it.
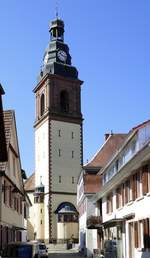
[87,215,102,229]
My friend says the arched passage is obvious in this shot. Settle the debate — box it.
[55,202,79,243]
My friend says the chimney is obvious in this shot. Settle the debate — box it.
[104,133,110,141]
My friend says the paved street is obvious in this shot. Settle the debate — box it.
[48,252,83,258]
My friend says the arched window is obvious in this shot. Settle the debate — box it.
[60,91,69,113]
[40,94,45,116]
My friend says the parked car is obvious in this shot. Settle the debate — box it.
[0,242,48,258]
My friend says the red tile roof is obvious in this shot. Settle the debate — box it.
[84,134,127,170]
[0,110,14,171]
[24,173,35,192]
[0,86,7,162]
[132,119,150,131]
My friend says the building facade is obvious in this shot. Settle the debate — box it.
[92,120,150,258]
[33,18,83,243]
[0,109,27,249]
[77,133,126,256]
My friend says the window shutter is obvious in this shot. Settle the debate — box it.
[131,176,134,201]
[3,181,6,204]
[111,193,113,212]
[134,221,138,248]
[125,181,129,204]
[116,189,119,209]
[137,171,141,198]
[142,165,148,195]
[9,186,12,207]
[132,174,137,201]
[121,184,125,206]
[106,196,109,214]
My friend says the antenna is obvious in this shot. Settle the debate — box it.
[55,0,59,19]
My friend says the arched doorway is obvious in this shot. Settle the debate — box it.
[55,202,79,243]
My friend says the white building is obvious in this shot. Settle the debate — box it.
[94,119,150,258]
[77,134,126,257]
[0,109,27,249]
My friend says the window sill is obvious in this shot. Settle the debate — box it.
[127,201,133,206]
[136,248,142,252]
[136,196,144,202]
[147,192,150,197]
[117,207,123,211]
[106,212,113,215]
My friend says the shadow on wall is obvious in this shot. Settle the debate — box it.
[79,231,86,255]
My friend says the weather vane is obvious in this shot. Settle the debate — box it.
[55,0,59,19]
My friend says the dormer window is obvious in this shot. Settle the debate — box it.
[60,90,69,113]
[40,94,45,116]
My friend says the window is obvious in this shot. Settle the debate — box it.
[106,193,113,213]
[9,186,12,207]
[20,197,22,214]
[58,130,61,137]
[41,209,42,214]
[72,177,75,184]
[13,156,15,177]
[3,180,6,204]
[71,132,74,139]
[132,173,138,201]
[72,151,74,158]
[41,220,42,225]
[40,93,45,116]
[115,159,119,172]
[59,176,61,183]
[143,218,150,249]
[58,149,61,157]
[60,90,69,112]
[116,187,121,209]
[125,180,132,204]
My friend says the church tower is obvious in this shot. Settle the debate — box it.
[33,18,83,243]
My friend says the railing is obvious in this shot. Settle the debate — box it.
[87,215,102,229]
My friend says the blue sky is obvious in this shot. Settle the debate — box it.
[0,0,150,175]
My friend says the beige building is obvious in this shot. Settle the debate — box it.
[26,17,83,243]
[0,109,27,249]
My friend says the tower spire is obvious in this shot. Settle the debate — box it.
[55,0,59,19]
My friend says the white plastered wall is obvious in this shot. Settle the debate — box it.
[51,120,82,193]
[35,119,49,241]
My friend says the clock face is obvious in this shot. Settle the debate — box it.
[57,50,67,62]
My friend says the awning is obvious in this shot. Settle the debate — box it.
[102,218,124,228]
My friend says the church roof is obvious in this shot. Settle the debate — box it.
[24,173,35,192]
[0,110,14,171]
[84,134,127,171]
[0,86,7,162]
